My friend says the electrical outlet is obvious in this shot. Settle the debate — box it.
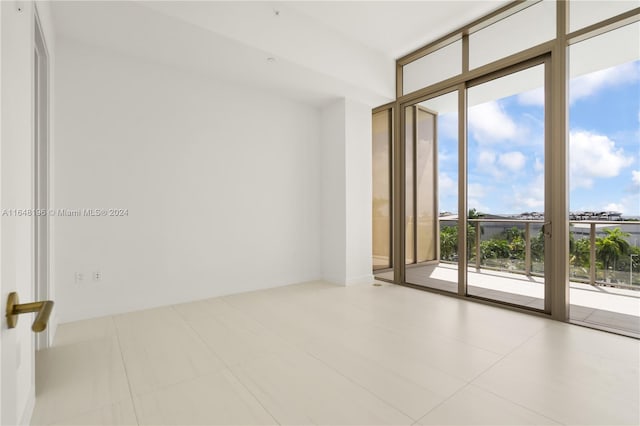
[93,271,102,282]
[75,272,84,283]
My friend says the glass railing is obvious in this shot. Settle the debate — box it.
[438,218,640,290]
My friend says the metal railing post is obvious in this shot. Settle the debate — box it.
[525,222,531,276]
[589,223,596,285]
[475,221,481,269]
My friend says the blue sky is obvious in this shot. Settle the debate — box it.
[437,59,640,217]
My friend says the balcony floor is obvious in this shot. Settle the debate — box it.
[376,263,640,337]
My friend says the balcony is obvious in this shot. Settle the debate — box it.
[375,219,640,337]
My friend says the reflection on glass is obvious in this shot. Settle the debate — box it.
[466,64,546,310]
[403,40,462,95]
[416,108,436,263]
[372,109,392,271]
[406,106,415,264]
[405,91,459,293]
[570,1,638,33]
[469,0,555,70]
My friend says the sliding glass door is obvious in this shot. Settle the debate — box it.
[404,91,459,293]
[465,60,550,311]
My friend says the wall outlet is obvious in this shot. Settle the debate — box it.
[93,271,102,282]
[75,272,84,283]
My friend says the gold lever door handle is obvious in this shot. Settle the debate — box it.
[6,292,54,332]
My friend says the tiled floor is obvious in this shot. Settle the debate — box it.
[32,281,639,425]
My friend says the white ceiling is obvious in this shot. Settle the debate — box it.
[284,1,509,59]
[51,1,511,107]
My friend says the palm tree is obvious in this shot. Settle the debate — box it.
[596,227,630,282]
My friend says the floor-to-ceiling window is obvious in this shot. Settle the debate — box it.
[372,0,639,337]
[567,21,640,335]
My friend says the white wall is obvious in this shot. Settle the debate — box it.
[344,99,373,286]
[320,101,347,283]
[320,98,373,286]
[54,39,322,322]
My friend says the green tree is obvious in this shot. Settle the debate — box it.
[529,229,545,262]
[571,238,591,268]
[480,239,510,261]
[596,227,630,282]
[501,226,524,242]
[440,225,458,261]
[466,208,483,261]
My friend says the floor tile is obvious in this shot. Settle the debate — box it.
[417,384,561,425]
[231,350,413,425]
[336,318,503,382]
[305,337,450,420]
[33,281,640,426]
[133,369,276,425]
[114,308,225,395]
[473,322,640,425]
[32,337,131,425]
[49,399,138,426]
[174,298,296,367]
[53,316,117,347]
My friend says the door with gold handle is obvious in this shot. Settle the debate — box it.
[5,292,54,332]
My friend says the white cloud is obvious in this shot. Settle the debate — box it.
[632,170,640,188]
[468,101,517,144]
[570,130,634,189]
[467,198,489,213]
[439,172,456,195]
[477,150,496,172]
[570,62,640,103]
[518,62,640,107]
[438,113,458,140]
[603,203,624,212]
[517,87,544,106]
[599,193,640,217]
[468,183,487,198]
[511,173,545,211]
[438,148,455,164]
[467,183,493,213]
[498,151,526,172]
[621,193,640,217]
[476,150,527,177]
[534,157,544,172]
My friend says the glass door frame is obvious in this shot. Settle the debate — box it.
[464,55,552,314]
[395,54,556,315]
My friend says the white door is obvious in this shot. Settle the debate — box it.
[1,2,49,424]
[34,4,50,352]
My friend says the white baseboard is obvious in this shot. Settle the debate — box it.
[345,274,375,286]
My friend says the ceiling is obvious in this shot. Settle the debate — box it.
[51,1,511,107]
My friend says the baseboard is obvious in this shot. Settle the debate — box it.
[322,273,375,286]
[345,274,375,286]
